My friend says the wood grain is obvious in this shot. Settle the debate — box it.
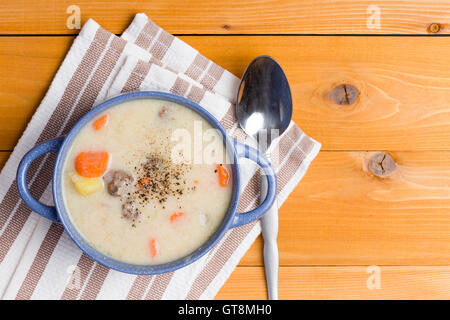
[1,1,450,35]
[216,266,450,299]
[2,36,450,151]
[0,37,72,151]
[0,151,9,169]
[240,151,450,266]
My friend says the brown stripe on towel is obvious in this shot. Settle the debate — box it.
[236,173,260,213]
[276,137,316,194]
[200,63,225,93]
[170,77,190,97]
[134,21,159,50]
[15,224,64,299]
[75,36,126,115]
[78,262,110,300]
[144,272,174,300]
[185,53,209,81]
[121,60,151,93]
[126,276,154,300]
[267,124,303,170]
[297,133,316,155]
[149,31,174,61]
[187,85,207,104]
[0,201,33,262]
[218,106,237,131]
[61,253,96,300]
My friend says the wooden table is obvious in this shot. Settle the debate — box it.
[2,1,450,299]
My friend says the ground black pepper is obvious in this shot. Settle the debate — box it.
[126,152,192,216]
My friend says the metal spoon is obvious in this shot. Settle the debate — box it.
[236,55,292,300]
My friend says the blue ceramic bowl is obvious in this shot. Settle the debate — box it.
[16,91,277,275]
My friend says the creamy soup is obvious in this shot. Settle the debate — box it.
[62,99,233,265]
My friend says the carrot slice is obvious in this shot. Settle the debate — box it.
[149,238,159,258]
[74,151,109,178]
[92,114,109,131]
[139,177,151,185]
[216,164,229,187]
[136,177,151,190]
[170,211,184,223]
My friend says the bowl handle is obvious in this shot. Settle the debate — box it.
[16,137,64,223]
[232,141,277,228]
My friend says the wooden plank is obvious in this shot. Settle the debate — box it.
[0,37,72,151]
[216,266,450,299]
[0,1,449,35]
[0,151,10,170]
[239,151,450,266]
[1,36,450,150]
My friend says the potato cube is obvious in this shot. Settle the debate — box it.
[70,172,102,196]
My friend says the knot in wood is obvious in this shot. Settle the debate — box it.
[329,84,359,105]
[369,153,396,177]
[428,23,441,33]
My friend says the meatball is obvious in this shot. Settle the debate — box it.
[122,198,140,220]
[103,170,133,197]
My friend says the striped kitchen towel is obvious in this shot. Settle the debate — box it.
[0,13,320,299]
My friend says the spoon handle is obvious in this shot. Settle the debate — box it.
[260,168,279,300]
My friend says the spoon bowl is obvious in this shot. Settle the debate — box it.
[237,55,292,146]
